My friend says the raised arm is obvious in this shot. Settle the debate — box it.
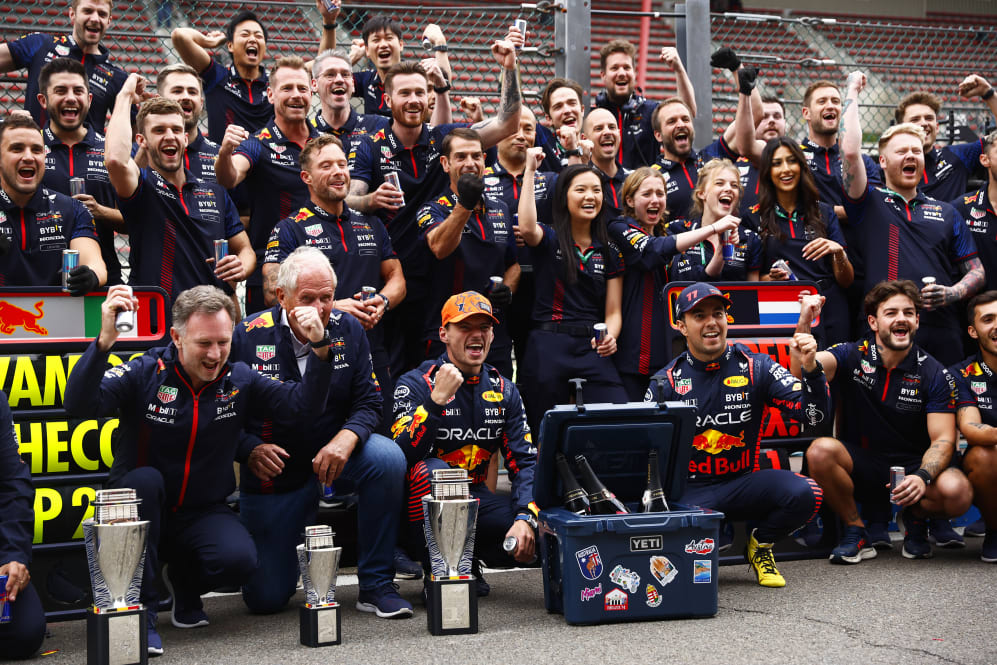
[316,0,340,54]
[104,74,146,199]
[791,293,838,381]
[516,147,544,246]
[958,74,997,125]
[214,124,252,188]
[469,38,521,148]
[170,27,227,74]
[840,71,868,200]
[661,47,696,118]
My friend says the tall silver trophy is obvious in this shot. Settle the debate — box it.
[297,525,342,647]
[83,489,150,665]
[422,468,479,635]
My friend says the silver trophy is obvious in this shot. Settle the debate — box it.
[83,488,150,665]
[422,468,479,635]
[297,525,342,647]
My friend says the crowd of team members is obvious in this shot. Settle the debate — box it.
[2,0,997,659]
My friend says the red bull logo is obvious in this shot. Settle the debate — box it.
[243,312,274,332]
[0,301,48,336]
[692,429,745,455]
[962,363,984,378]
[437,444,491,471]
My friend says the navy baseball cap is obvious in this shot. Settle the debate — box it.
[674,282,732,317]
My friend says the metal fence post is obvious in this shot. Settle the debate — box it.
[676,0,712,150]
[555,0,592,107]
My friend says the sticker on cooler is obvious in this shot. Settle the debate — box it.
[645,584,662,608]
[604,588,628,611]
[649,555,678,587]
[580,584,602,602]
[575,545,604,580]
[693,559,712,583]
[684,538,716,555]
[609,565,640,593]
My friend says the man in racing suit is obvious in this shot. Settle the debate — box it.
[392,291,537,595]
[645,282,829,588]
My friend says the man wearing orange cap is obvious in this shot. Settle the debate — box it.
[391,291,537,596]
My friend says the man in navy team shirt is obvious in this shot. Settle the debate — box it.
[894,74,997,203]
[171,11,274,144]
[216,56,317,313]
[582,108,629,220]
[535,78,587,173]
[37,58,123,285]
[105,75,254,304]
[0,0,127,132]
[840,71,984,366]
[954,130,997,292]
[0,114,105,292]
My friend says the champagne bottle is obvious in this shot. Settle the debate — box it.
[555,453,590,515]
[642,449,670,512]
[574,454,628,515]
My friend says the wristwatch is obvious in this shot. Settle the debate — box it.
[309,330,332,348]
[562,148,583,157]
[515,513,538,530]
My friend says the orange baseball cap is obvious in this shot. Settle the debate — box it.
[440,291,499,327]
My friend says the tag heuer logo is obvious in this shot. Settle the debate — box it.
[157,386,178,403]
[256,345,276,361]
[972,381,987,395]
[305,224,323,237]
[675,378,692,395]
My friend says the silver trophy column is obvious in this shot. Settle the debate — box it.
[422,468,479,635]
[83,489,150,665]
[297,525,342,647]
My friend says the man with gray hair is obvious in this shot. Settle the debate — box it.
[64,283,335,655]
[232,246,413,618]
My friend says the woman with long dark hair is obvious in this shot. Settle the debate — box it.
[517,151,627,432]
[747,137,853,345]
[608,167,739,399]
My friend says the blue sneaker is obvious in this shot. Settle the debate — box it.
[163,565,209,628]
[982,531,997,563]
[928,518,965,548]
[901,509,933,559]
[965,518,987,537]
[829,525,877,564]
[356,583,414,618]
[147,610,164,656]
[393,547,423,580]
[865,521,893,550]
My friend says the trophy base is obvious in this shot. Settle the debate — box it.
[87,606,148,665]
[426,576,478,635]
[299,603,341,647]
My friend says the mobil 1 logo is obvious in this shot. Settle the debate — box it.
[630,535,663,552]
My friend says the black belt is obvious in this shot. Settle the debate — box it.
[537,321,596,337]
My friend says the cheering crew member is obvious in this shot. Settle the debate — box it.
[582,108,629,220]
[535,78,588,173]
[736,95,789,218]
[418,128,518,376]
[263,135,404,431]
[37,58,123,285]
[63,285,335,654]
[668,159,761,283]
[840,71,983,366]
[954,130,997,292]
[950,291,997,561]
[798,283,973,563]
[309,49,388,166]
[608,168,738,400]
[234,247,412,618]
[106,76,253,303]
[0,115,105,292]
[896,75,997,203]
[348,34,522,369]
[392,291,537,595]
[645,282,828,588]
[745,137,853,346]
[171,11,274,144]
[0,390,46,660]
[0,0,127,132]
[215,56,317,312]
[594,40,697,169]
[517,154,627,434]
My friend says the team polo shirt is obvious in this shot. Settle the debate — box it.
[953,187,997,291]
[735,156,760,224]
[667,218,762,282]
[607,217,676,377]
[652,136,736,225]
[6,33,126,131]
[950,353,997,427]
[183,132,220,182]
[416,191,516,340]
[233,121,317,287]
[594,164,630,220]
[529,222,622,324]
[742,202,844,281]
[352,69,389,117]
[800,138,881,207]
[119,168,243,298]
[200,59,273,143]
[916,142,982,202]
[310,109,388,170]
[827,336,956,456]
[593,90,659,169]
[0,186,97,287]
[534,123,569,173]
[481,162,557,225]
[350,122,465,284]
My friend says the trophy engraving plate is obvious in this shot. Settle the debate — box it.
[107,613,140,665]
[440,585,471,630]
[317,607,338,643]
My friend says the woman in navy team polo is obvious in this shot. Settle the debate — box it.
[668,158,763,283]
[517,152,627,432]
[745,137,854,345]
[608,168,740,400]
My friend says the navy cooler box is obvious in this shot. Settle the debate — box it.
[535,401,723,625]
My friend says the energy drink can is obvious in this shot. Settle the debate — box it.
[593,323,608,344]
[0,573,10,624]
[321,0,338,12]
[489,276,503,293]
[921,276,936,286]
[721,230,736,261]
[213,238,228,266]
[422,37,433,50]
[772,258,797,280]
[62,249,79,291]
[503,536,517,553]
[890,466,906,504]
[69,177,86,196]
[384,172,405,205]
[361,286,377,301]
[513,18,527,47]
[115,285,136,333]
